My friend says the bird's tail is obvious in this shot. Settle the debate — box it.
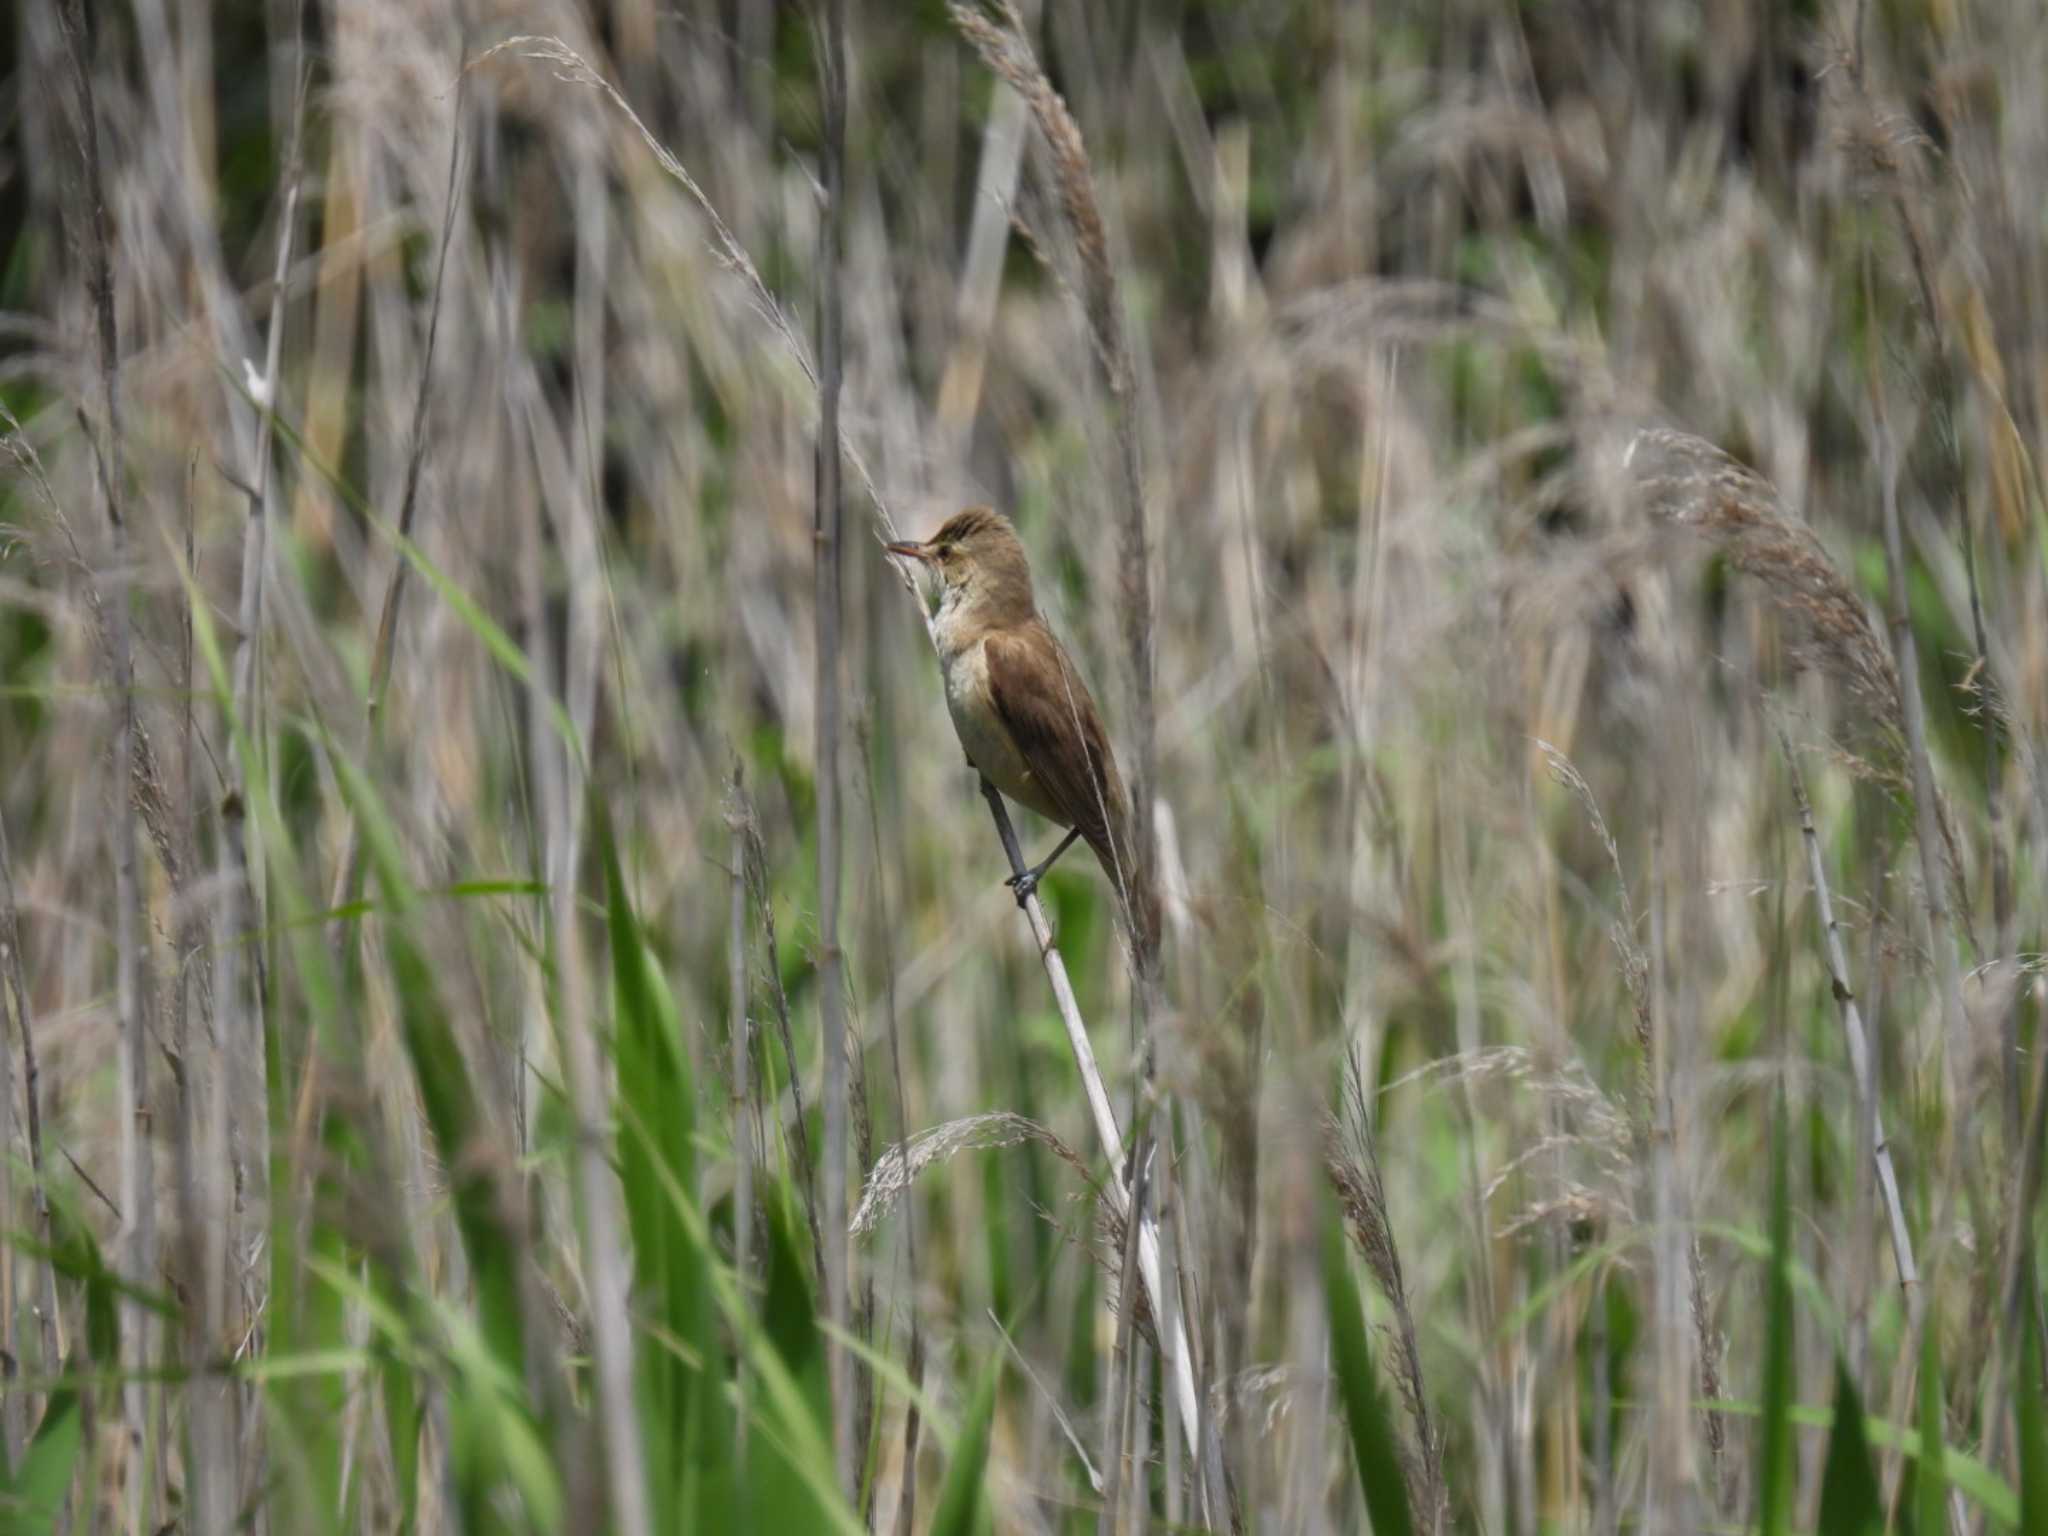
[1090,825,1162,974]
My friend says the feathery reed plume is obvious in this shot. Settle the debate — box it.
[1627,428,1904,767]
[1536,740,1653,1116]
[852,1110,1093,1235]
[1324,1051,1445,1526]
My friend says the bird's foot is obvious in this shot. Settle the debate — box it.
[1004,867,1043,907]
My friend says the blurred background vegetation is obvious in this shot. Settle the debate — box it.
[0,0,2044,1531]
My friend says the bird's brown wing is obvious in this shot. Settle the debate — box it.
[982,620,1131,877]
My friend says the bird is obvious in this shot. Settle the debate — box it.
[886,507,1157,954]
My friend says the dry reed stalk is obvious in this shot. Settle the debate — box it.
[0,804,13,1464]
[1643,824,1700,1529]
[208,39,310,1515]
[326,103,463,940]
[170,450,235,1532]
[932,0,1038,472]
[1540,738,1724,1495]
[0,804,58,1445]
[1775,722,1918,1298]
[976,779,1219,1520]
[857,723,926,1536]
[1871,383,1975,1152]
[1834,49,2015,1120]
[55,3,153,1524]
[1097,1135,1151,1536]
[815,0,855,1494]
[990,1305,1101,1495]
[511,319,649,1536]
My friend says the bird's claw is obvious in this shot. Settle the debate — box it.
[1004,868,1041,907]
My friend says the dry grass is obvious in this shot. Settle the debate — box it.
[0,1,2044,1532]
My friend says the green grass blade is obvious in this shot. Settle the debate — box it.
[1759,1089,1795,1536]
[1916,1296,1947,1536]
[599,807,735,1529]
[2020,1296,2047,1536]
[1816,1361,1883,1536]
[927,1356,1001,1536]
[1698,1395,2016,1524]
[1,1382,81,1535]
[1323,1196,1416,1536]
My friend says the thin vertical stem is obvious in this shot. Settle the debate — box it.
[815,0,854,1498]
[0,807,57,1430]
[56,5,149,1528]
[1776,726,1918,1297]
[727,765,754,1464]
[977,779,1219,1523]
[327,101,464,937]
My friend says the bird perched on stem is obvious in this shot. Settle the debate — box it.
[887,507,1158,955]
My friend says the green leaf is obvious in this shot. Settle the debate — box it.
[743,1182,841,1533]
[600,806,735,1530]
[1,1383,81,1535]
[2021,1297,2047,1536]
[1323,1196,1416,1536]
[928,1356,1001,1536]
[1916,1298,1947,1536]
[1816,1362,1884,1536]
[1759,1090,1795,1536]
[1698,1396,2016,1525]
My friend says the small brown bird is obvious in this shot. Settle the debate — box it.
[887,507,1155,950]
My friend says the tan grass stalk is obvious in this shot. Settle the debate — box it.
[527,524,650,1536]
[1540,739,1724,1496]
[1871,392,1974,1148]
[0,792,15,1463]
[326,103,464,941]
[1098,1139,1152,1536]
[1836,49,2017,1128]
[0,804,58,1446]
[209,46,313,1513]
[989,1306,1102,1494]
[1776,722,1918,1298]
[976,780,1218,1518]
[857,727,926,1536]
[932,0,1038,472]
[815,0,855,1494]
[56,5,153,1526]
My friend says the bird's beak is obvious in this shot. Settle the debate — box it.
[885,540,934,564]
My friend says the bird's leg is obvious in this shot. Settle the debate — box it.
[1005,826,1083,906]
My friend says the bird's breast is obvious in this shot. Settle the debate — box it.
[939,635,1067,825]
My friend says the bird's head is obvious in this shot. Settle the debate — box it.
[886,506,1035,623]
